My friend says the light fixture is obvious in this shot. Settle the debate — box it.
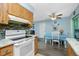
[49,12,63,20]
[51,17,56,20]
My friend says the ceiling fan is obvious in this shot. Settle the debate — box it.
[48,13,63,20]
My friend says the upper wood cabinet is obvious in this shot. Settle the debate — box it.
[0,4,9,24]
[0,3,33,25]
[8,3,33,23]
[8,3,22,18]
[20,7,33,23]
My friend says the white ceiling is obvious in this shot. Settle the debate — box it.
[30,3,79,22]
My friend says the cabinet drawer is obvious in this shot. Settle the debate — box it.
[0,45,13,56]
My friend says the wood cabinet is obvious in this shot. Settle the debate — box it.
[8,3,33,23]
[5,53,13,56]
[0,44,13,56]
[0,3,9,24]
[20,5,33,23]
[67,43,76,56]
[8,3,22,18]
[0,3,33,27]
[34,36,39,55]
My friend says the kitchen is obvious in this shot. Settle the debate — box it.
[0,3,39,56]
[0,3,79,56]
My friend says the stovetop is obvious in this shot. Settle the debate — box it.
[11,36,32,41]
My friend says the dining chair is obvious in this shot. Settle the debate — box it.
[59,33,67,48]
[44,32,52,46]
[52,31,60,48]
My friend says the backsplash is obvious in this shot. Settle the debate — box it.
[0,30,5,39]
[0,20,31,30]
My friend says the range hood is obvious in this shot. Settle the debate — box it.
[8,15,31,24]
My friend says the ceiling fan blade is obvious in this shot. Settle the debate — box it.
[49,13,56,18]
[57,14,63,16]
[49,15,53,17]
[56,16,62,19]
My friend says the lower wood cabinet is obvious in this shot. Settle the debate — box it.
[0,44,13,56]
[67,43,76,56]
[34,36,39,55]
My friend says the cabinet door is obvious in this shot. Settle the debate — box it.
[34,36,39,55]
[5,53,13,56]
[0,3,8,24]
[0,44,13,56]
[8,3,33,23]
[67,43,76,56]
[0,4,3,23]
[19,5,33,23]
[24,9,33,22]
[8,3,21,17]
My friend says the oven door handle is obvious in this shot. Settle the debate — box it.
[14,38,34,47]
[14,41,26,47]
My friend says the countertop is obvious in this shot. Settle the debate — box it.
[0,39,13,48]
[0,35,36,48]
[26,34,37,37]
[67,38,79,56]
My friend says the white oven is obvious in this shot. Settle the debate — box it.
[5,30,34,56]
[14,37,34,56]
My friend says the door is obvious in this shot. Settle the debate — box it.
[39,22,45,38]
